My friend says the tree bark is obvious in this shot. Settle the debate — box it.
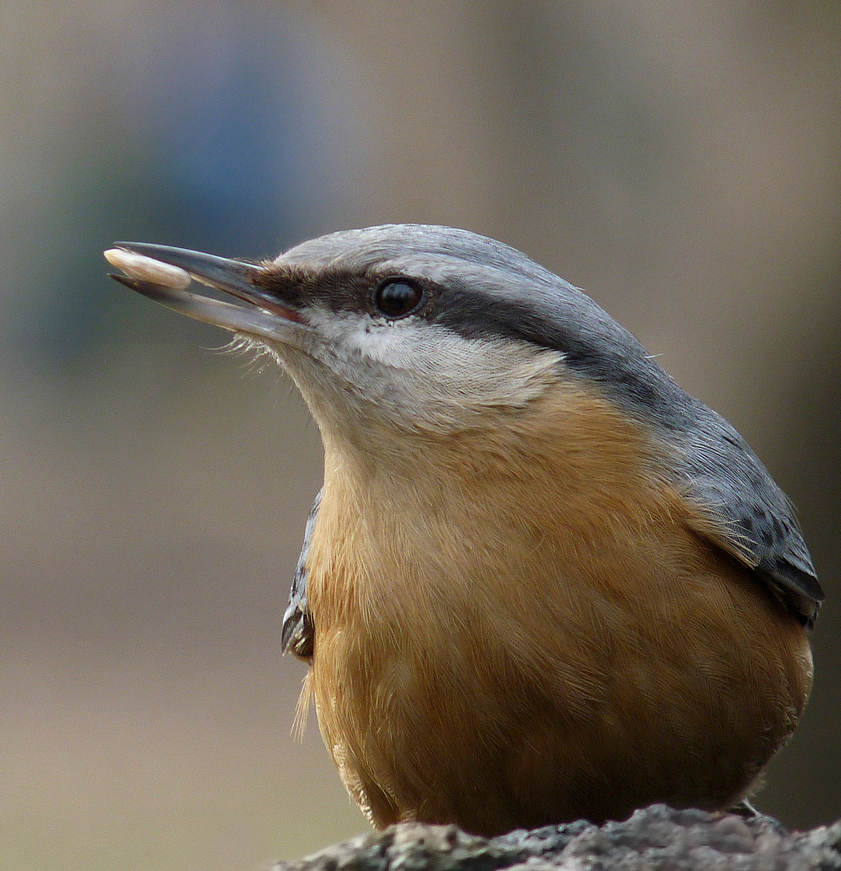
[265,805,841,871]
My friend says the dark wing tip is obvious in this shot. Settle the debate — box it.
[281,602,313,658]
[281,490,322,660]
[760,560,824,630]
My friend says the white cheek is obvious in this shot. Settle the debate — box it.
[305,308,424,366]
[281,307,564,433]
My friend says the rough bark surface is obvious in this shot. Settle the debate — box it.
[265,805,841,871]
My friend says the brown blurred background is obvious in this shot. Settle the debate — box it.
[1,3,839,870]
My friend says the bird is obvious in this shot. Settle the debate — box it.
[104,224,823,837]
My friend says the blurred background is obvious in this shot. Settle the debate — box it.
[1,2,839,870]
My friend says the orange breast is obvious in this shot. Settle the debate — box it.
[303,382,813,835]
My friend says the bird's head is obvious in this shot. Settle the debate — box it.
[106,224,679,463]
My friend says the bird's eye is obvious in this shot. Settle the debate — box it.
[373,280,424,319]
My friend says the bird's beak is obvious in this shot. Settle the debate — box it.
[105,242,306,341]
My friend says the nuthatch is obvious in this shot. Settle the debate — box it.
[105,225,822,836]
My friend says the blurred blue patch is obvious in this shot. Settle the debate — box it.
[15,4,365,370]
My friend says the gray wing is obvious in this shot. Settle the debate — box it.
[281,489,321,659]
[678,403,824,628]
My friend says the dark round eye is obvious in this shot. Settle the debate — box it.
[373,280,424,319]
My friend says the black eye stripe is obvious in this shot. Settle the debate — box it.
[373,280,424,319]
